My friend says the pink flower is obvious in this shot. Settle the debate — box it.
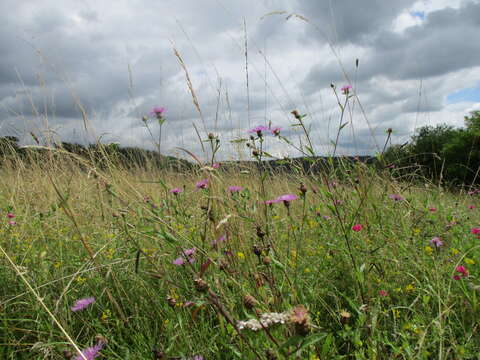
[270,126,281,136]
[212,163,220,169]
[228,186,243,193]
[264,199,278,205]
[428,207,437,212]
[173,257,185,265]
[170,187,182,195]
[352,224,363,232]
[276,194,298,202]
[150,106,166,117]
[322,215,331,220]
[454,265,469,279]
[195,179,209,190]
[8,220,16,226]
[74,341,105,360]
[71,297,95,312]
[378,290,388,297]
[183,248,196,257]
[429,237,444,248]
[341,85,352,95]
[388,194,404,202]
[471,227,480,235]
[248,125,269,135]
[211,235,226,247]
[468,205,476,210]
[6,213,15,219]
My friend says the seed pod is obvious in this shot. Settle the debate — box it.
[256,226,265,239]
[63,350,73,359]
[252,244,262,256]
[299,183,307,195]
[166,295,177,308]
[243,294,258,309]
[262,256,271,265]
[194,278,209,292]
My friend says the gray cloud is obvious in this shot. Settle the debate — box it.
[0,0,479,160]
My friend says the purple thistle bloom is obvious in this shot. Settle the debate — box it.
[173,257,185,265]
[228,185,243,193]
[248,125,269,135]
[71,297,95,312]
[270,126,281,136]
[183,248,196,257]
[149,106,166,117]
[6,212,15,219]
[195,179,209,190]
[264,199,279,205]
[341,85,352,94]
[170,187,182,194]
[74,341,105,360]
[276,194,298,202]
[212,163,220,169]
[388,194,404,201]
[211,234,227,247]
[430,237,444,248]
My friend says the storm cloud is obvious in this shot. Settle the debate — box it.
[1,0,479,159]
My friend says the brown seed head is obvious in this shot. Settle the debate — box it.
[243,294,259,309]
[194,278,209,292]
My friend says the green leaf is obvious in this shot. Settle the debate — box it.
[321,333,333,357]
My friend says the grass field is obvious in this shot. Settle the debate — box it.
[0,151,479,359]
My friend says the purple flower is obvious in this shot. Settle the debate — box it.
[430,237,443,248]
[270,126,281,136]
[71,297,95,312]
[195,179,209,190]
[322,215,331,220]
[183,248,196,257]
[341,85,352,95]
[8,220,16,226]
[191,356,204,360]
[248,125,269,135]
[173,257,185,265]
[6,213,15,219]
[150,106,166,117]
[264,199,278,205]
[388,194,404,202]
[170,187,182,195]
[212,163,220,169]
[276,194,298,202]
[74,341,105,360]
[228,186,243,193]
[211,235,227,247]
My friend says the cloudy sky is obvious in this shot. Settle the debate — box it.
[1,0,479,160]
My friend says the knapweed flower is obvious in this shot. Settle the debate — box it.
[453,265,469,280]
[471,227,480,235]
[264,199,278,205]
[228,186,243,193]
[211,235,226,247]
[276,194,298,203]
[150,106,166,117]
[468,205,476,210]
[270,126,281,136]
[195,179,209,190]
[378,290,389,297]
[388,194,404,202]
[6,213,14,219]
[170,187,182,195]
[71,297,95,312]
[352,224,363,232]
[74,340,105,360]
[430,237,444,248]
[173,248,196,265]
[248,125,269,136]
[341,85,352,95]
[173,257,185,265]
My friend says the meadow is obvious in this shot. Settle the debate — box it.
[0,137,479,359]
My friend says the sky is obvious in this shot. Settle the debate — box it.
[1,0,479,160]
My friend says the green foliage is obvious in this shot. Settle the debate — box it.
[384,111,480,185]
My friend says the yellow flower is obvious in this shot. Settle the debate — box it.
[451,248,460,255]
[413,228,421,235]
[465,258,475,265]
[424,246,433,255]
[237,252,245,260]
[304,268,311,273]
[53,261,62,268]
[405,283,415,292]
[101,309,111,321]
[76,276,86,284]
